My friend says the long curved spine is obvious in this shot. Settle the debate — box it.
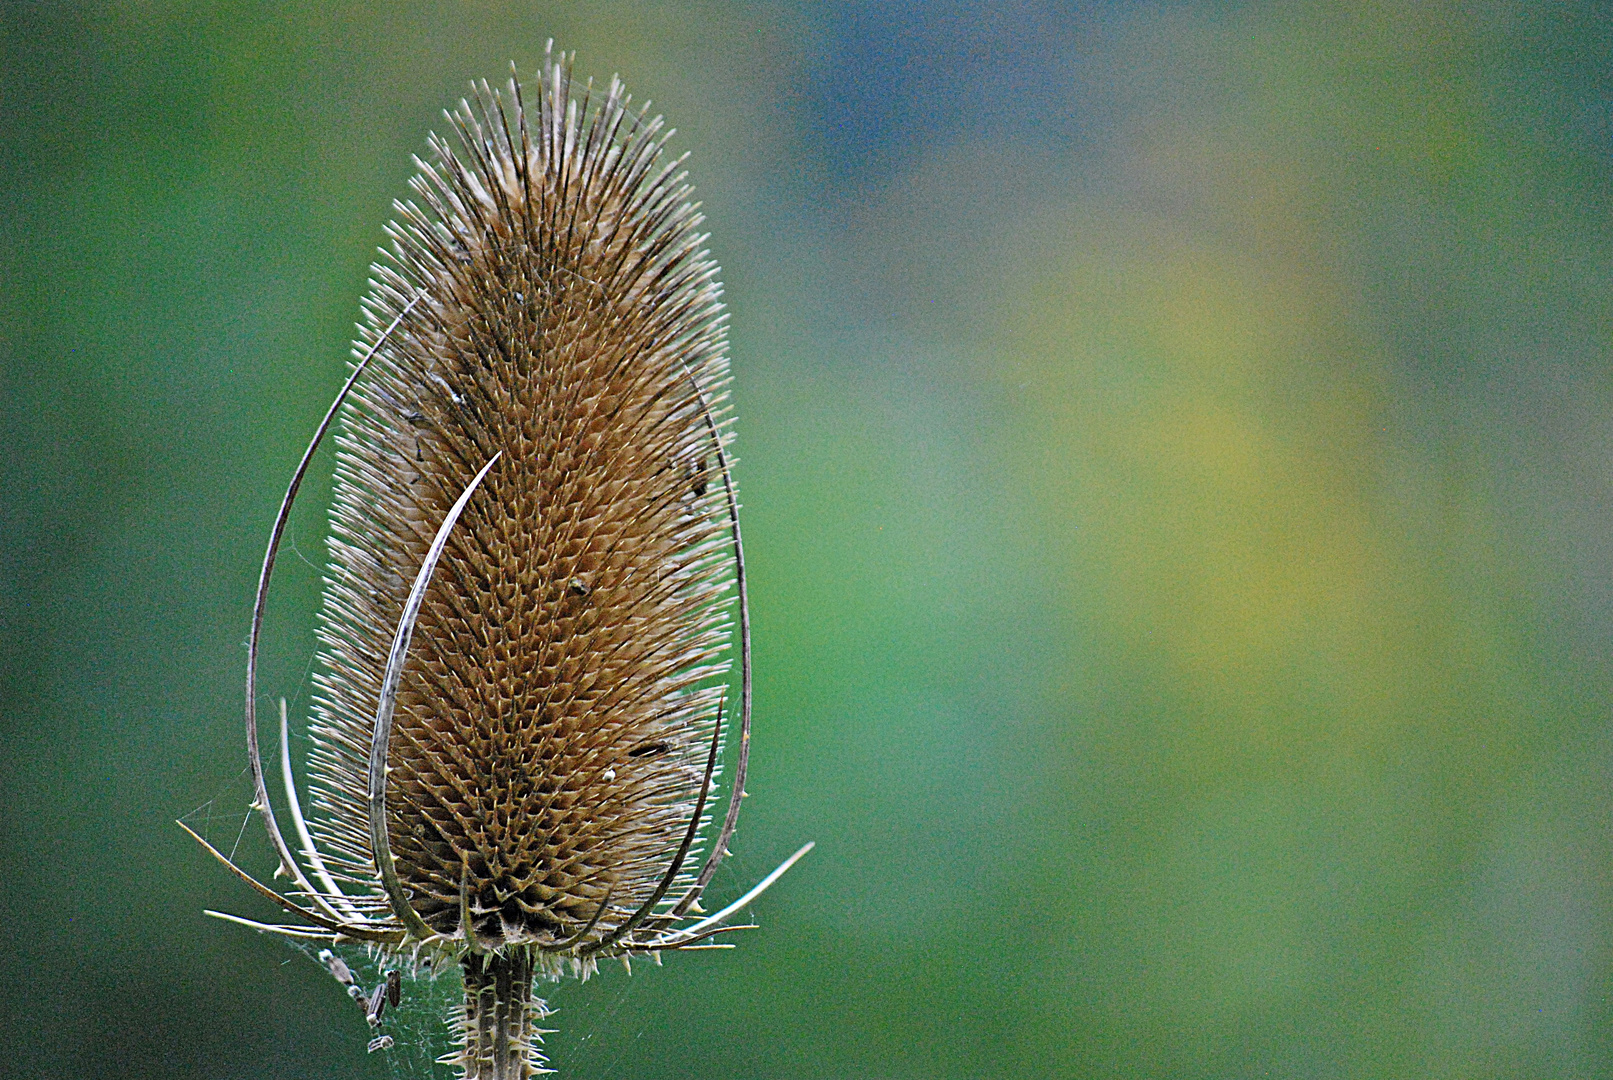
[367,451,504,943]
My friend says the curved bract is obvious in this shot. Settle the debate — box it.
[187,44,810,1080]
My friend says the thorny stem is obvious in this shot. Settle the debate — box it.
[457,952,548,1079]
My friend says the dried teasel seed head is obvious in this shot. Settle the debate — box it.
[312,58,730,940]
[314,48,738,1077]
[189,42,809,1080]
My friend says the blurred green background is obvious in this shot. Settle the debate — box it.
[3,2,1612,1077]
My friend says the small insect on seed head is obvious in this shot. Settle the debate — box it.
[182,41,812,1080]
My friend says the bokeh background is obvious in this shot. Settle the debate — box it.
[4,2,1613,1077]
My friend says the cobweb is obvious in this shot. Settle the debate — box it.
[181,776,642,1080]
[178,728,461,1079]
[284,937,460,1079]
[280,939,643,1080]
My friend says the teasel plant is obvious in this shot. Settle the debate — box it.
[182,44,811,1079]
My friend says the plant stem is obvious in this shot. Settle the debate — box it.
[457,951,544,1079]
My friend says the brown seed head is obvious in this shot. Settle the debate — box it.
[187,45,807,1080]
[306,53,735,960]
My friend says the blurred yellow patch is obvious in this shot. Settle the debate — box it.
[996,210,1457,766]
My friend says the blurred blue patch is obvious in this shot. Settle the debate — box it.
[802,0,1110,190]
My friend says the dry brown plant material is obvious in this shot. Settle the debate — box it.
[184,44,810,1079]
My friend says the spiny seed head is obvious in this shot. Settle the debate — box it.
[188,44,807,1080]
[309,54,732,957]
